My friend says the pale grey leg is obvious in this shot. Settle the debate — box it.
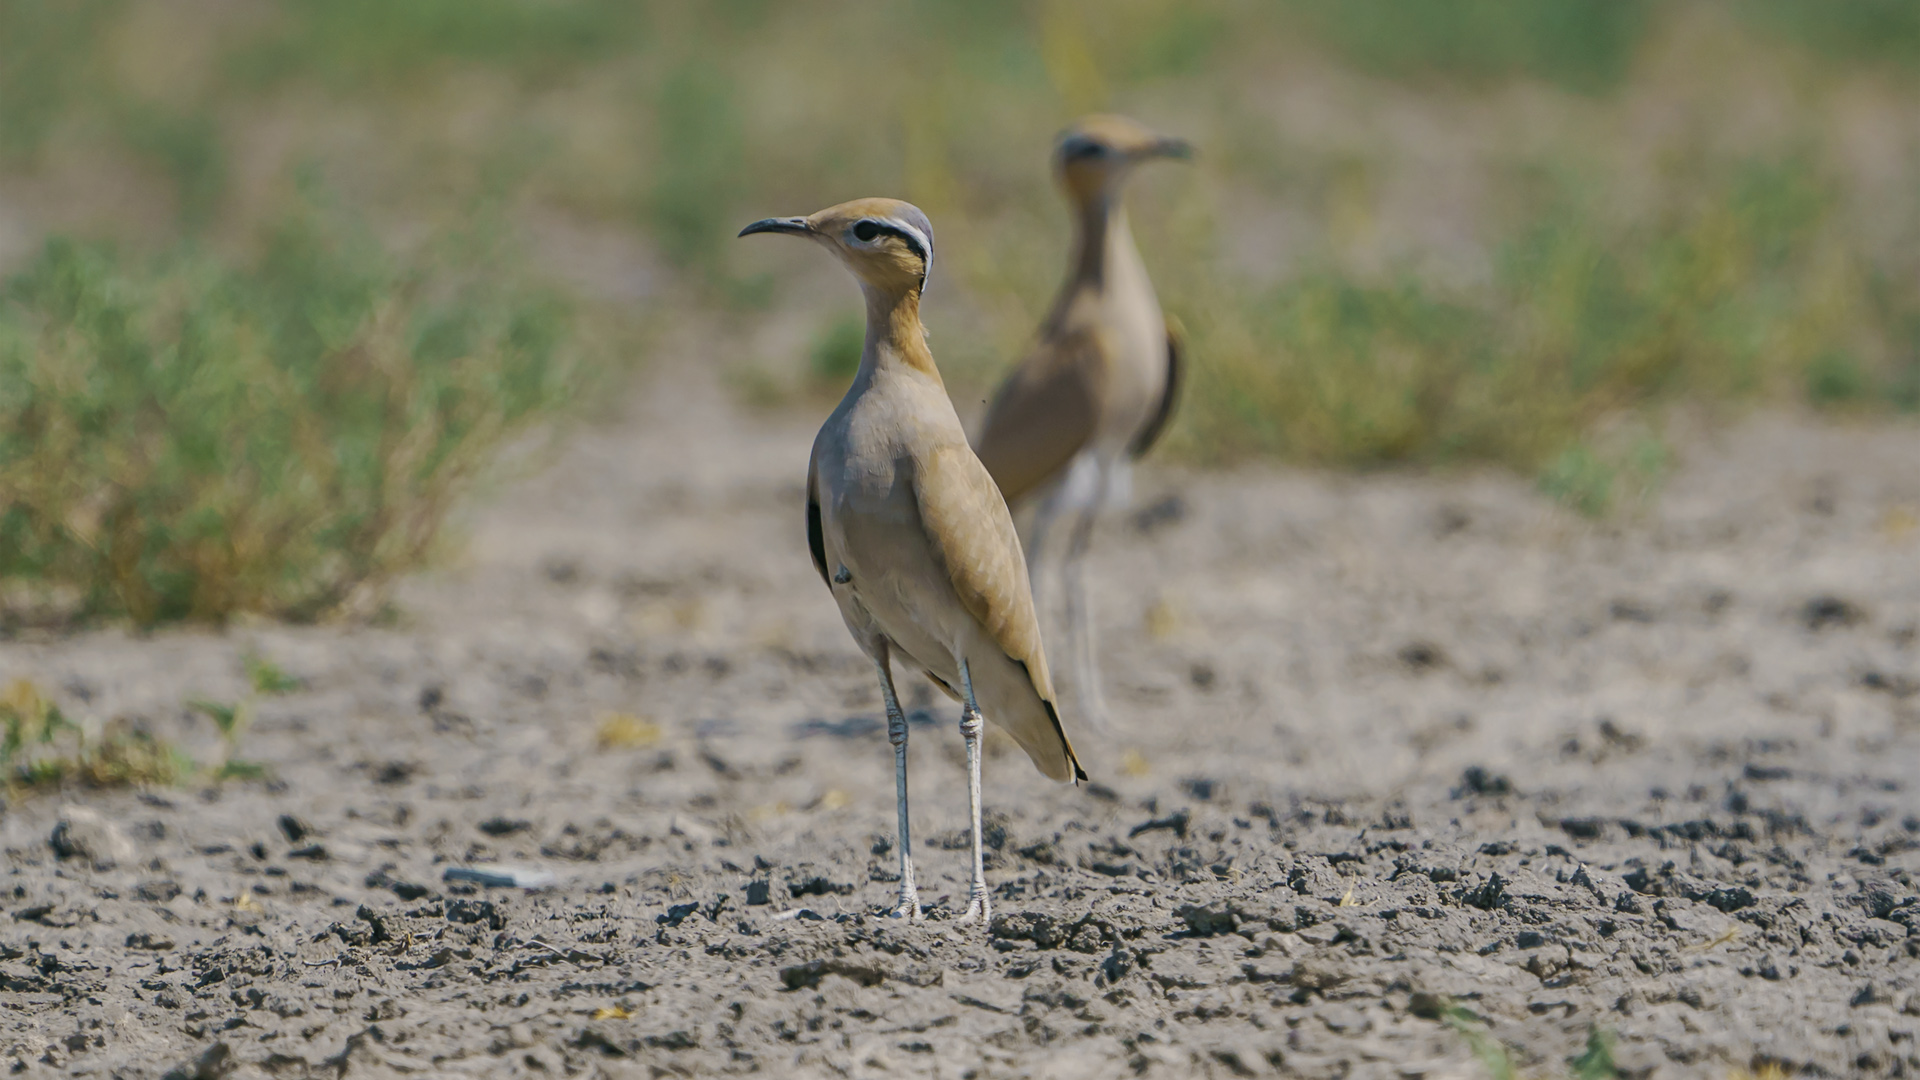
[1023,478,1068,614]
[957,660,990,925]
[1062,472,1112,734]
[874,646,921,921]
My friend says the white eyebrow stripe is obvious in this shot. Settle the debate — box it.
[881,217,932,284]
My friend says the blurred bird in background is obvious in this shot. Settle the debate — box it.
[972,115,1192,733]
[740,198,1085,925]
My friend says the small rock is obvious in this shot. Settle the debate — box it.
[162,1042,234,1080]
[364,868,430,901]
[50,807,135,870]
[1803,595,1865,631]
[780,959,886,991]
[372,761,418,785]
[445,898,506,930]
[277,814,312,843]
[658,902,698,928]
[126,931,175,950]
[442,866,556,889]
[1852,982,1892,1007]
[136,880,182,903]
[1455,766,1512,797]
[478,817,532,837]
[1398,641,1447,672]
[288,844,328,861]
[1128,808,1191,839]
[788,875,854,898]
[1175,904,1238,937]
[745,880,771,906]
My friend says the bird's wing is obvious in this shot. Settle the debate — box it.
[913,445,1081,776]
[1128,321,1184,458]
[805,449,829,588]
[971,328,1104,506]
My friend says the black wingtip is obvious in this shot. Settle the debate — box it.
[1072,763,1089,785]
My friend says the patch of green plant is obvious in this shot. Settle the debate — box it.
[0,0,122,161]
[1426,998,1619,1080]
[1741,0,1920,69]
[115,104,227,232]
[1568,1029,1619,1080]
[1284,0,1650,93]
[650,59,748,275]
[189,697,268,780]
[1537,434,1668,518]
[246,656,303,696]
[235,0,647,89]
[808,311,865,386]
[0,678,191,790]
[0,197,582,626]
[1170,156,1919,485]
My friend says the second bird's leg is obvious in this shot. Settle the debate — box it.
[874,647,921,921]
[956,660,991,925]
[1062,483,1112,734]
[1023,480,1069,618]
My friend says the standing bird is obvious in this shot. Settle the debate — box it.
[972,115,1192,731]
[740,198,1084,924]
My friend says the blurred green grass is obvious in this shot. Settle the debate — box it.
[0,199,580,626]
[4,0,1920,625]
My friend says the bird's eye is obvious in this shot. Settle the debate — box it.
[853,220,881,242]
[1064,139,1106,161]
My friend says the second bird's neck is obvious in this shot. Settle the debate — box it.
[855,285,942,387]
[1069,193,1140,293]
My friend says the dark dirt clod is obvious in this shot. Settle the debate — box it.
[276,814,311,842]
[1456,765,1513,797]
[1804,595,1867,630]
[477,816,532,836]
[161,1042,233,1080]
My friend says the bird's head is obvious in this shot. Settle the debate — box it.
[1054,114,1192,207]
[738,198,935,297]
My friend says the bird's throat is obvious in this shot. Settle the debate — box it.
[860,285,942,384]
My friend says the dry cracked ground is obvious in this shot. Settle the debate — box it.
[0,360,1917,1079]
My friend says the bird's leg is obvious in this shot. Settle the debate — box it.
[956,660,991,925]
[1023,481,1068,617]
[874,647,921,921]
[1063,480,1112,734]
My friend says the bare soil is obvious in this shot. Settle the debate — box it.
[1,362,1917,1079]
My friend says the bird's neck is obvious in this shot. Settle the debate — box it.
[1066,194,1141,299]
[857,285,943,387]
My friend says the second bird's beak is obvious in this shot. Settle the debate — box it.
[738,216,812,238]
[1144,136,1194,161]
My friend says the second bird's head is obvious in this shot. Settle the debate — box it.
[738,198,935,297]
[1054,114,1192,206]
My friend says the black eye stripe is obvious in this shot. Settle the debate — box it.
[853,220,928,264]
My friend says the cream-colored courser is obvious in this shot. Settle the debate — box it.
[740,198,1084,924]
[973,115,1192,731]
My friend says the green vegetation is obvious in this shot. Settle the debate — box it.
[1423,997,1619,1080]
[246,656,303,696]
[0,202,580,626]
[4,0,1920,631]
[809,312,866,387]
[1170,155,1914,488]
[0,678,192,790]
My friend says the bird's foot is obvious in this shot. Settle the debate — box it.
[889,893,923,922]
[958,891,991,925]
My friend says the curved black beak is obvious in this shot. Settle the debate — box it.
[738,216,811,238]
